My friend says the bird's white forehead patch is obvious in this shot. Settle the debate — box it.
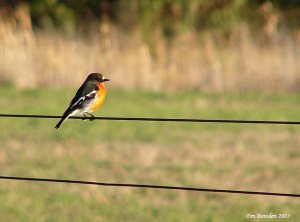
[102,76,105,80]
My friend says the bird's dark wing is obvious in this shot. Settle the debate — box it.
[68,82,99,110]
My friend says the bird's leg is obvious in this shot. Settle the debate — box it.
[82,113,88,121]
[84,112,95,121]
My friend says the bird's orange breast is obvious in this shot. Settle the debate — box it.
[90,82,106,112]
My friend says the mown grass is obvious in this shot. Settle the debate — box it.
[0,86,299,221]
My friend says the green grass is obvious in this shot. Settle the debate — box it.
[0,86,299,221]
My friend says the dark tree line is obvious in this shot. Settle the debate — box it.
[1,0,300,36]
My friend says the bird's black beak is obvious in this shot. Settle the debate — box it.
[102,78,110,82]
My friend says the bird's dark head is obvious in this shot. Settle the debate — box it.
[87,73,110,83]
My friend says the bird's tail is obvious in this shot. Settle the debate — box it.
[55,111,72,129]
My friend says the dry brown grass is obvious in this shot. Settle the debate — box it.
[0,19,300,91]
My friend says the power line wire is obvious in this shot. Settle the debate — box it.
[0,175,299,197]
[1,114,298,197]
[0,114,299,125]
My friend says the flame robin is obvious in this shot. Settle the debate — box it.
[55,73,109,129]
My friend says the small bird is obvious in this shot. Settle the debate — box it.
[55,73,110,129]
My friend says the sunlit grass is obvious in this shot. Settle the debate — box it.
[0,86,299,221]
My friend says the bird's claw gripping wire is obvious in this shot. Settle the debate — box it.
[82,113,95,121]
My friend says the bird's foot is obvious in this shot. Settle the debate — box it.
[82,114,88,121]
[84,112,95,121]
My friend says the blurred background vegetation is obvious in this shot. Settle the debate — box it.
[1,0,300,39]
[2,0,300,38]
[0,0,300,91]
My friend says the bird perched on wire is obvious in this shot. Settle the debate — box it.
[55,73,110,129]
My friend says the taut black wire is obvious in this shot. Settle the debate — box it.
[0,175,299,197]
[1,114,299,196]
[0,114,299,125]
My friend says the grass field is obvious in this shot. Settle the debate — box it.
[0,86,299,221]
